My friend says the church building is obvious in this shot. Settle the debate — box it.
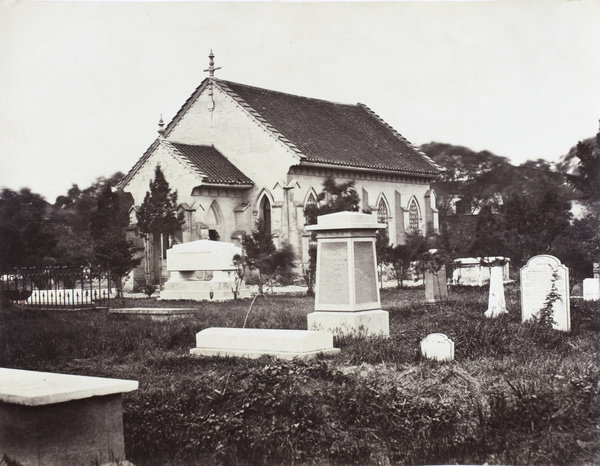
[119,52,441,285]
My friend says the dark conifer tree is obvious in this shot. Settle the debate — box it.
[136,165,184,236]
[136,165,184,286]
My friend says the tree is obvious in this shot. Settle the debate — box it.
[243,219,296,294]
[136,165,184,286]
[420,142,509,182]
[468,205,507,258]
[500,190,572,267]
[566,129,600,203]
[0,188,57,271]
[375,227,391,292]
[550,213,600,288]
[388,232,430,288]
[303,178,360,225]
[49,173,127,267]
[90,185,140,297]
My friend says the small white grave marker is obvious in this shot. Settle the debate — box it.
[583,278,600,301]
[420,333,454,362]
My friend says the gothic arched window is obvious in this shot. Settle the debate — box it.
[259,195,271,232]
[409,199,420,233]
[377,198,389,227]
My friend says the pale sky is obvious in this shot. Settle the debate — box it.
[1,0,599,202]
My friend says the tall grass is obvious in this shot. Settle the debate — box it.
[2,287,600,465]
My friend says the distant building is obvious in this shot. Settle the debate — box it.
[120,52,441,285]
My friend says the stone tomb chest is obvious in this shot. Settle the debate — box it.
[160,240,251,301]
[0,368,138,466]
[453,257,510,286]
[520,255,570,332]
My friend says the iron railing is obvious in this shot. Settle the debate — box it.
[0,266,111,309]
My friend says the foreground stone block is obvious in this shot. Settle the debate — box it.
[0,368,138,466]
[420,333,454,362]
[191,328,340,360]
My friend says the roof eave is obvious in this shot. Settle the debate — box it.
[199,182,254,189]
[297,160,440,179]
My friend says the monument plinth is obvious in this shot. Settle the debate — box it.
[306,212,389,336]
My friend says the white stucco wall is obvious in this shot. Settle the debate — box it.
[166,83,298,191]
[122,142,201,209]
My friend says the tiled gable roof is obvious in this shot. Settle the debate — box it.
[218,80,441,176]
[168,143,254,186]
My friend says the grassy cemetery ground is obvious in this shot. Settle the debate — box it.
[2,286,600,466]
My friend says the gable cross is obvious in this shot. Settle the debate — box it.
[204,50,221,78]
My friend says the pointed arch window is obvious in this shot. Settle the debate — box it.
[409,199,420,233]
[207,201,222,241]
[306,192,317,209]
[259,195,271,232]
[377,198,389,228]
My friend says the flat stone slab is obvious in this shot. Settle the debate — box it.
[191,328,340,360]
[109,307,198,315]
[0,368,138,406]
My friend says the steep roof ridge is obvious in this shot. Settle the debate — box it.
[160,139,208,180]
[215,79,306,160]
[118,138,161,189]
[356,103,443,175]
[163,79,210,138]
[220,79,357,108]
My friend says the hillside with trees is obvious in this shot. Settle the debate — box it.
[420,128,600,285]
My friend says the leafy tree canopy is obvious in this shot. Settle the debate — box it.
[564,127,600,203]
[0,188,56,270]
[420,142,509,182]
[303,178,360,225]
[91,184,140,296]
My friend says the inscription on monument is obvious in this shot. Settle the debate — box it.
[520,255,570,331]
[354,241,378,305]
[318,242,349,305]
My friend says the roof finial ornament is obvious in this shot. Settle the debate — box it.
[204,49,221,78]
[157,115,165,137]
